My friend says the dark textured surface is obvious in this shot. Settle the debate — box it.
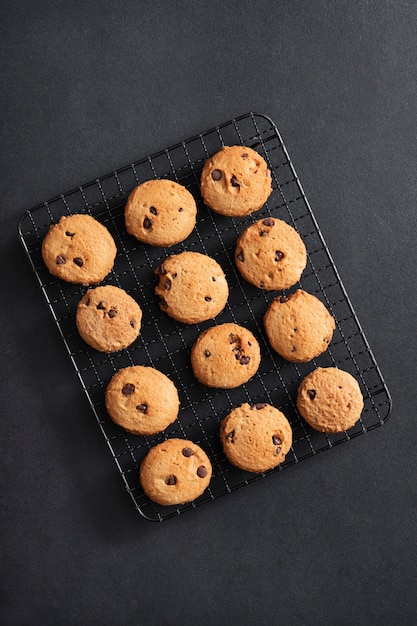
[1,2,416,624]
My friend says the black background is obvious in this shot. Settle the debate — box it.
[1,2,416,624]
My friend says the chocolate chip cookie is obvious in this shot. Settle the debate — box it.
[105,365,180,436]
[200,145,272,217]
[76,285,142,352]
[190,322,261,388]
[124,179,197,247]
[264,289,335,362]
[297,367,364,433]
[220,402,293,473]
[41,213,117,284]
[154,251,229,324]
[235,217,307,290]
[139,438,212,506]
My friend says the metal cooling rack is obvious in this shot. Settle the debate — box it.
[19,112,392,522]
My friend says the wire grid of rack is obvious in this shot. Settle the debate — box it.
[19,112,392,521]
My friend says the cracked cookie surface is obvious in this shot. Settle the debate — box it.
[200,145,272,217]
[41,213,117,284]
[76,285,142,352]
[105,365,179,436]
[154,251,229,324]
[191,322,261,388]
[125,179,197,247]
[139,438,212,506]
[220,402,293,473]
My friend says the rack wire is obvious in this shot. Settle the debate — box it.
[19,112,392,521]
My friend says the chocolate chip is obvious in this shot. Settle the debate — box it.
[226,430,235,443]
[172,273,177,279]
[158,296,168,310]
[108,309,117,318]
[279,295,289,303]
[122,383,135,395]
[211,169,222,181]
[230,175,240,187]
[259,230,267,237]
[239,355,250,365]
[204,296,212,302]
[275,447,282,455]
[229,334,237,344]
[262,218,274,226]
[56,255,66,265]
[204,349,211,357]
[259,281,265,288]
[253,403,267,410]
[96,301,105,310]
[178,207,183,212]
[212,276,216,281]
[241,152,248,159]
[73,257,83,267]
[85,298,91,306]
[197,466,207,478]
[275,250,284,262]
[165,475,176,485]
[149,206,157,215]
[237,251,244,262]
[136,403,148,413]
[65,231,75,237]
[143,217,152,229]
[130,320,135,328]
[157,264,167,275]
[163,279,172,291]
[182,447,194,457]
[307,389,316,400]
[272,435,282,445]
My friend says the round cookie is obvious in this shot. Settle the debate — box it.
[191,322,261,389]
[264,289,335,362]
[220,402,293,473]
[41,213,117,284]
[76,285,142,352]
[235,217,307,290]
[124,179,197,247]
[297,367,364,433]
[139,438,212,506]
[154,251,229,324]
[200,145,272,217]
[105,365,179,436]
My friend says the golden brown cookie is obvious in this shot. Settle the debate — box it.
[190,322,261,389]
[105,365,179,436]
[41,214,117,284]
[235,217,307,290]
[154,251,229,324]
[264,289,335,362]
[139,438,212,506]
[297,367,364,433]
[76,285,142,352]
[220,402,293,473]
[200,145,272,217]
[124,179,197,247]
